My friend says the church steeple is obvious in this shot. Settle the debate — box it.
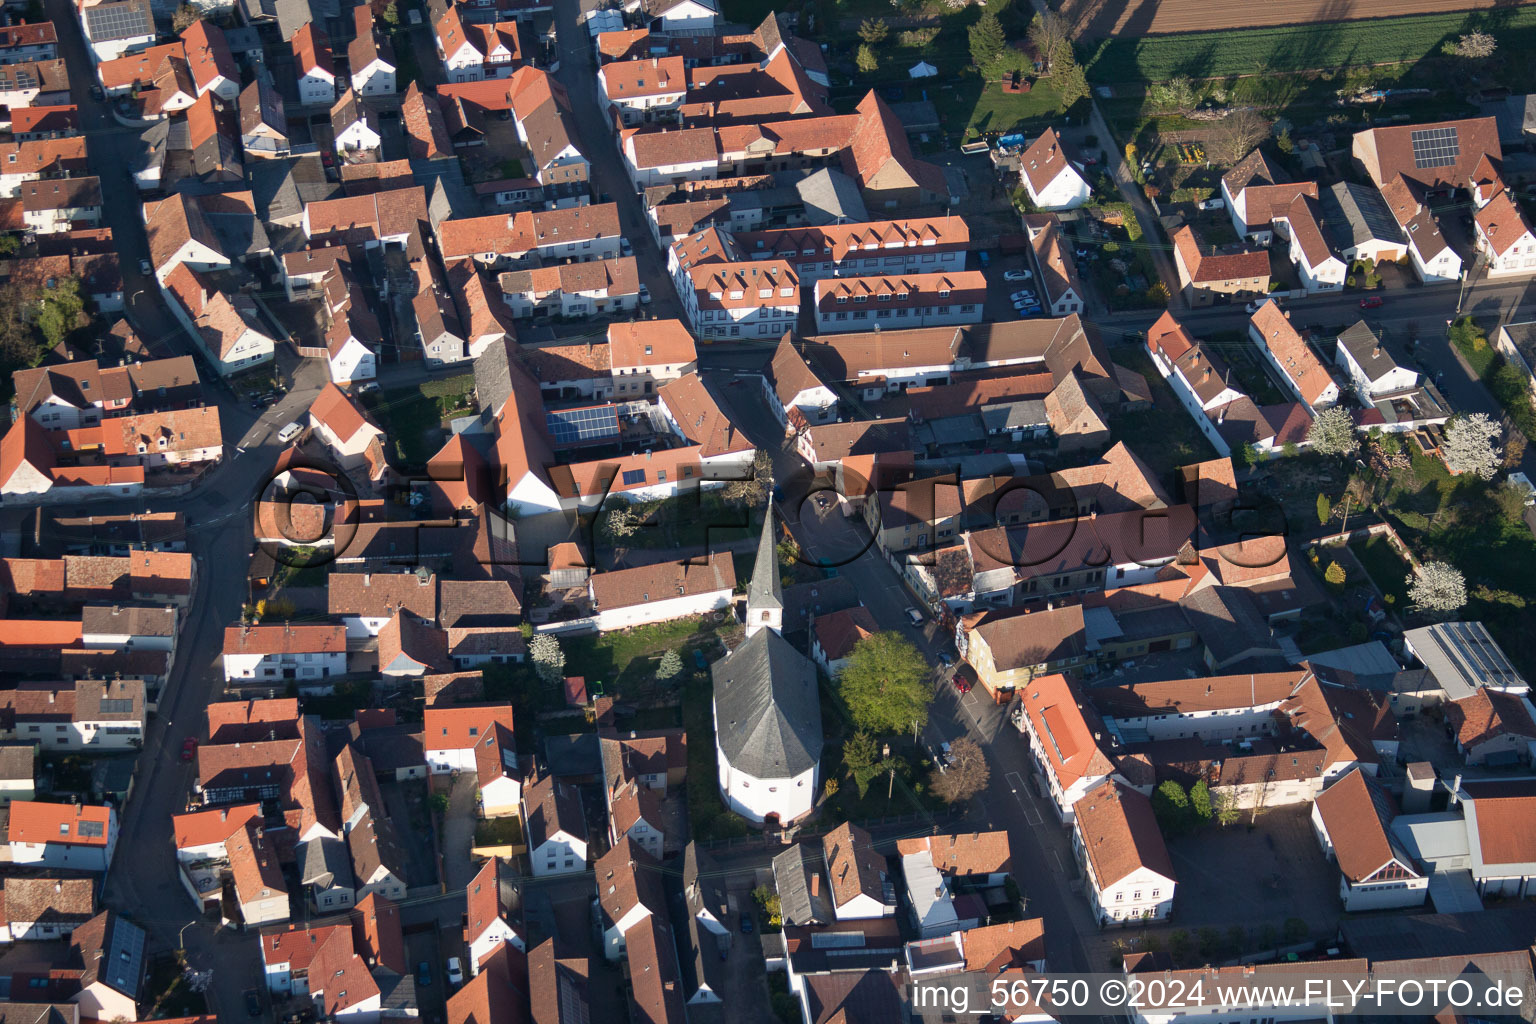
[745,499,783,637]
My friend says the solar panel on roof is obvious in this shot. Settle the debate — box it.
[545,405,619,445]
[1410,126,1460,169]
[85,1,150,40]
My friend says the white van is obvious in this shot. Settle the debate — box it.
[277,421,303,443]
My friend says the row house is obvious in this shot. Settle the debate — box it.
[1146,312,1247,455]
[0,23,56,66]
[291,24,336,106]
[222,623,348,683]
[437,203,623,267]
[1377,175,1462,284]
[436,4,529,82]
[181,19,238,99]
[79,0,154,63]
[0,877,93,943]
[13,354,202,431]
[260,917,384,1019]
[0,678,146,751]
[523,771,588,876]
[348,5,397,96]
[0,417,145,502]
[9,105,80,140]
[466,859,523,974]
[1273,194,1345,294]
[598,55,687,125]
[21,176,100,234]
[1311,767,1429,911]
[759,330,836,431]
[0,136,86,198]
[8,800,117,872]
[162,265,278,375]
[814,271,984,333]
[1319,180,1406,264]
[423,702,516,775]
[174,802,290,924]
[0,59,69,112]
[589,552,736,632]
[412,258,471,366]
[732,216,969,284]
[609,318,698,395]
[1072,782,1176,927]
[669,227,798,339]
[498,257,640,318]
[437,67,591,195]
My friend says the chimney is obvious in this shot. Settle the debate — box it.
[1450,773,1463,806]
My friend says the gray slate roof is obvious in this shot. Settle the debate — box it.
[711,628,822,779]
[1336,321,1402,384]
[794,168,867,226]
[747,505,782,617]
[1179,585,1278,668]
[300,835,353,889]
[770,843,829,927]
[1321,181,1405,250]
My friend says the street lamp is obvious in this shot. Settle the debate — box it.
[883,742,893,800]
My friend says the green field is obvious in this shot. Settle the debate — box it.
[1085,6,1536,83]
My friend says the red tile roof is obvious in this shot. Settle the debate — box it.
[1072,782,1174,886]
[8,800,112,847]
[424,702,515,751]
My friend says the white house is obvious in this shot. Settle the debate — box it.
[673,256,800,341]
[347,6,395,96]
[308,382,385,476]
[1334,321,1418,398]
[80,0,155,64]
[711,513,823,825]
[259,920,382,1019]
[607,776,664,858]
[0,877,95,942]
[1071,783,1176,926]
[330,90,381,155]
[1380,177,1462,284]
[474,722,522,816]
[809,606,876,677]
[608,319,697,395]
[21,177,102,234]
[1474,188,1536,277]
[7,801,118,872]
[3,678,146,752]
[1311,768,1429,911]
[326,324,376,385]
[598,56,686,125]
[498,258,641,319]
[221,623,348,683]
[625,0,718,34]
[623,126,719,190]
[328,572,437,640]
[1247,300,1339,411]
[595,838,664,959]
[466,859,524,975]
[588,553,736,632]
[1012,673,1117,822]
[291,24,336,107]
[1024,214,1085,316]
[822,822,896,920]
[522,773,587,877]
[761,331,836,431]
[1147,312,1245,415]
[423,704,516,774]
[1273,195,1345,294]
[1018,129,1091,211]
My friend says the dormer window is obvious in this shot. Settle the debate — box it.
[939,289,951,298]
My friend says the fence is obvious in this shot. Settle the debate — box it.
[1312,519,1418,571]
[695,808,968,852]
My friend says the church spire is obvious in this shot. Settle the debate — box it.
[745,499,783,637]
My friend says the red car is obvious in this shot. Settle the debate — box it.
[1359,296,1384,309]
[181,737,198,761]
[952,674,972,694]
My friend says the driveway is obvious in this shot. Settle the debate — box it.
[384,778,440,888]
[440,772,482,893]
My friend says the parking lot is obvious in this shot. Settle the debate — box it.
[1158,804,1340,947]
[981,250,1043,323]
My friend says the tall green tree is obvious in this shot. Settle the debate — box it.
[1315,493,1331,526]
[967,11,1006,73]
[1152,780,1191,833]
[656,648,682,681]
[857,17,888,43]
[855,44,878,73]
[34,278,83,350]
[841,731,888,797]
[838,632,931,735]
[1189,780,1213,825]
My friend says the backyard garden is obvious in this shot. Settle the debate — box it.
[359,372,477,470]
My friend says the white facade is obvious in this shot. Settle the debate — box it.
[335,117,381,154]
[9,815,118,873]
[351,60,395,97]
[297,68,336,106]
[222,650,347,682]
[591,587,732,633]
[1309,802,1429,911]
[1335,344,1419,398]
[714,744,817,824]
[1077,850,1174,927]
[763,376,837,430]
[1024,164,1092,212]
[1477,227,1536,277]
[1407,233,1461,284]
[528,831,587,877]
[327,336,376,384]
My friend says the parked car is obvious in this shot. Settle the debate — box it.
[138,258,152,276]
[740,912,754,934]
[1074,247,1092,259]
[1009,289,1036,303]
[1197,198,1226,211]
[1245,298,1273,314]
[620,237,633,256]
[952,673,972,694]
[90,84,105,102]
[245,990,262,1018]
[417,962,432,987]
[446,958,463,986]
[976,250,992,267]
[638,284,651,304]
[1359,295,1384,309]
[181,737,198,761]
[277,421,303,443]
[937,651,953,667]
[904,607,924,626]
[358,381,380,394]
[1003,269,1033,282]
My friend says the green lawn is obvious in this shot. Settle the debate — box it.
[562,616,731,698]
[359,376,475,470]
[934,77,1073,141]
[474,816,524,847]
[1351,536,1412,609]
[1083,6,1536,84]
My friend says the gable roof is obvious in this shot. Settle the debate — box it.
[1314,767,1415,882]
[822,821,889,910]
[1446,687,1536,749]
[1072,782,1174,886]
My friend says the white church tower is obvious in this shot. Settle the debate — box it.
[745,502,783,638]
